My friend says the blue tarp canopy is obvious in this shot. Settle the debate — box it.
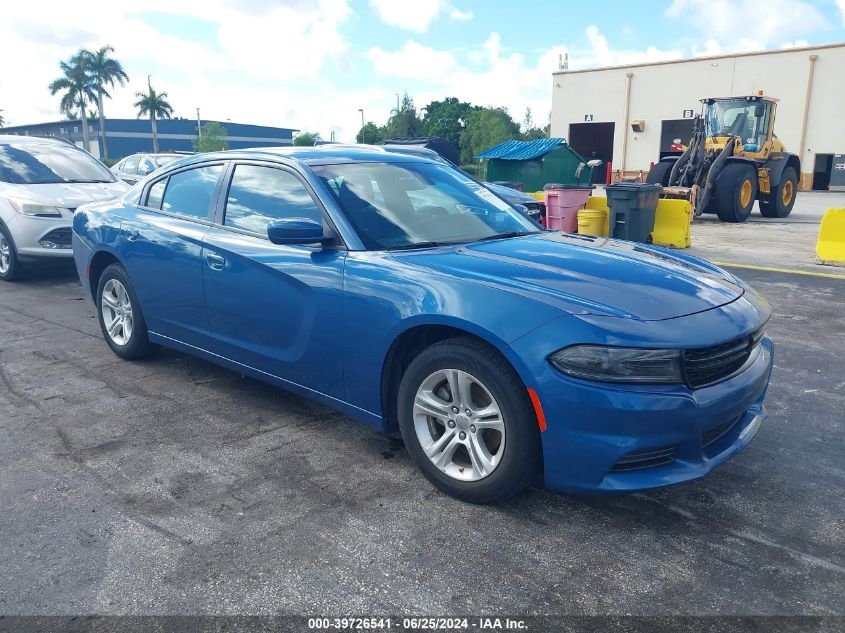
[475,138,564,161]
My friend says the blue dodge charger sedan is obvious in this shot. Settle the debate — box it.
[72,147,774,503]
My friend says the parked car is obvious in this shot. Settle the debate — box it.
[112,152,190,185]
[381,144,543,223]
[73,147,774,503]
[0,135,128,281]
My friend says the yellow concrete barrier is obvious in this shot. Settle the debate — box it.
[816,208,845,266]
[652,199,691,248]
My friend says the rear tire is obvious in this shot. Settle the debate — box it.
[0,224,22,282]
[646,161,673,186]
[714,163,757,223]
[397,337,542,504]
[760,166,797,218]
[96,263,157,360]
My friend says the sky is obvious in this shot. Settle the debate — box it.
[1,0,844,142]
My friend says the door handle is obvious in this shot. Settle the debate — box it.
[206,252,227,271]
[126,228,140,242]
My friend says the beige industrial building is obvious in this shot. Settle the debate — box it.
[550,42,845,190]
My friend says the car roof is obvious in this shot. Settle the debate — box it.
[168,145,436,169]
[0,134,72,146]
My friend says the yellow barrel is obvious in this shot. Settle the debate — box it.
[577,208,608,237]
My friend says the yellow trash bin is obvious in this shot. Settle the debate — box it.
[816,208,845,265]
[652,199,692,248]
[578,196,609,236]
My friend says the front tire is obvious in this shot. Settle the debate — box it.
[715,163,757,223]
[397,337,542,503]
[96,263,157,360]
[646,161,673,186]
[760,166,797,218]
[0,224,22,282]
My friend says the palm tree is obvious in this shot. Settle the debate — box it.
[134,79,173,152]
[0,109,5,128]
[49,53,97,152]
[84,46,128,160]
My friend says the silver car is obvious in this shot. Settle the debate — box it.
[111,152,189,185]
[0,135,127,281]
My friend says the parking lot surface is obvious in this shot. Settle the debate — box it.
[0,262,843,616]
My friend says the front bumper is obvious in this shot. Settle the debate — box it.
[513,332,774,494]
[3,212,74,260]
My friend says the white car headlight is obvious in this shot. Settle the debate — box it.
[8,198,64,217]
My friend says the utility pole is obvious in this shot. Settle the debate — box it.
[394,93,400,114]
[358,109,364,143]
[196,107,202,139]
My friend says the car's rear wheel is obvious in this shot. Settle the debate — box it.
[0,224,22,282]
[397,337,541,503]
[96,263,157,360]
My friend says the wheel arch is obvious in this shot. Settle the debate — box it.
[88,249,122,302]
[766,153,800,187]
[379,320,532,433]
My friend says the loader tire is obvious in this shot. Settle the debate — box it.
[715,163,757,223]
[646,161,673,186]
[760,166,797,218]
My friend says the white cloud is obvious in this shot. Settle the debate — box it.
[666,0,827,52]
[368,0,472,32]
[837,0,845,25]
[367,40,456,80]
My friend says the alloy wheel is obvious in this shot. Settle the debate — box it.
[0,233,10,274]
[101,278,134,346]
[413,368,505,481]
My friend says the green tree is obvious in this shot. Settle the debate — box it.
[520,107,547,140]
[134,80,173,152]
[193,121,228,153]
[356,122,386,144]
[459,107,520,163]
[422,97,473,148]
[49,52,97,152]
[383,92,422,139]
[293,131,321,146]
[0,109,5,127]
[83,45,128,160]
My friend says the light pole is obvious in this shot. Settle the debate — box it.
[394,93,400,114]
[358,108,365,143]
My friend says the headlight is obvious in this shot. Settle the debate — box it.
[8,198,63,217]
[549,345,683,384]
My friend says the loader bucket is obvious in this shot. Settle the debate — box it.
[652,199,692,248]
[816,208,845,266]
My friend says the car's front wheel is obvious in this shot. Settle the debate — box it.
[96,263,157,360]
[0,224,21,282]
[397,337,542,503]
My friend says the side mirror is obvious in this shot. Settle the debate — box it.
[754,103,766,118]
[267,218,326,245]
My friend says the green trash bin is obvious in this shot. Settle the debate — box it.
[605,182,662,243]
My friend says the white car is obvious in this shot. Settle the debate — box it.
[0,135,128,281]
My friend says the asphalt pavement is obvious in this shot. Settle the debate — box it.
[0,262,842,616]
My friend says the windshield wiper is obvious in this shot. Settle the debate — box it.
[62,179,114,183]
[476,231,535,242]
[388,241,448,251]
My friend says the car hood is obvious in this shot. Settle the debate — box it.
[1,181,128,209]
[392,232,745,321]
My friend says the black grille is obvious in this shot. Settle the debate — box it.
[683,335,753,389]
[40,227,73,248]
[702,417,741,447]
[610,446,676,472]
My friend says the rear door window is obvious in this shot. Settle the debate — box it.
[158,165,223,220]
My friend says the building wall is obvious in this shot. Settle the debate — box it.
[550,43,845,189]
[1,118,295,159]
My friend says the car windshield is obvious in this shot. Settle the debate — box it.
[0,142,116,184]
[703,99,770,144]
[313,161,540,250]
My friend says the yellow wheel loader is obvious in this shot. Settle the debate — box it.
[647,94,800,222]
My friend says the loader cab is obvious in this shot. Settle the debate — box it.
[702,96,777,158]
